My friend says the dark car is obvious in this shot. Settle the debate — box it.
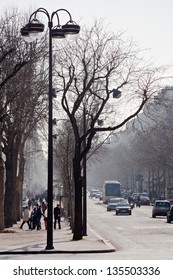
[107,198,124,211]
[115,202,132,215]
[152,200,170,218]
[139,195,150,205]
[167,206,173,223]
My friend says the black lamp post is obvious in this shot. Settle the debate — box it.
[21,8,80,250]
[82,106,87,236]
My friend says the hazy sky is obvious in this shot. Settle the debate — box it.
[1,0,173,72]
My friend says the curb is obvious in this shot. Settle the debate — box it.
[0,248,115,255]
[88,225,116,252]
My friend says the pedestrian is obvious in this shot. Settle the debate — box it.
[35,204,43,230]
[30,206,37,230]
[41,201,47,215]
[136,195,141,207]
[43,208,48,230]
[20,206,30,229]
[54,204,61,229]
[28,199,32,210]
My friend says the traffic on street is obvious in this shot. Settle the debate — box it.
[87,195,173,260]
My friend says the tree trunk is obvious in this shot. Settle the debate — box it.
[0,132,5,231]
[152,169,155,199]
[4,140,18,227]
[148,170,151,199]
[72,150,83,240]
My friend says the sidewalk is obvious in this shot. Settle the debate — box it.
[0,219,115,255]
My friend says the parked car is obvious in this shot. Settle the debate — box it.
[167,206,173,223]
[107,198,124,211]
[115,202,132,215]
[152,200,171,218]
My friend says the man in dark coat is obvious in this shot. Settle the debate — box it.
[34,204,43,230]
[54,204,61,229]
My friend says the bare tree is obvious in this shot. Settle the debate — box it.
[0,10,48,229]
[54,21,166,240]
[53,120,74,227]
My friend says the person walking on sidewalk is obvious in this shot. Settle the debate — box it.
[20,206,30,229]
[35,204,43,230]
[30,206,38,230]
[43,208,48,230]
[54,204,61,229]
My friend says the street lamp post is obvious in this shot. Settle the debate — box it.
[21,8,80,250]
[82,106,87,236]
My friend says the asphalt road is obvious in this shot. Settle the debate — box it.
[87,197,173,259]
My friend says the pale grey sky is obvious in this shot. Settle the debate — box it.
[1,0,173,73]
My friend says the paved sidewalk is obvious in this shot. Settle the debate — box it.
[0,220,115,255]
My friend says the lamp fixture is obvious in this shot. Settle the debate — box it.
[112,88,121,98]
[62,21,80,35]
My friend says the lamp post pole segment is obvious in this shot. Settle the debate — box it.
[21,9,80,249]
[83,106,87,236]
[46,20,54,250]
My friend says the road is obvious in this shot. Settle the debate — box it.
[88,197,173,259]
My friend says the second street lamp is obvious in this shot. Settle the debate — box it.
[21,7,80,250]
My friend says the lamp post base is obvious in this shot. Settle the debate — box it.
[45,245,54,250]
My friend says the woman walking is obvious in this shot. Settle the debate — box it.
[20,206,30,229]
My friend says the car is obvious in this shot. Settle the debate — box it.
[152,200,170,218]
[167,206,173,223]
[107,198,124,211]
[132,192,148,197]
[95,192,103,200]
[115,202,132,215]
[89,189,100,198]
[139,195,150,205]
